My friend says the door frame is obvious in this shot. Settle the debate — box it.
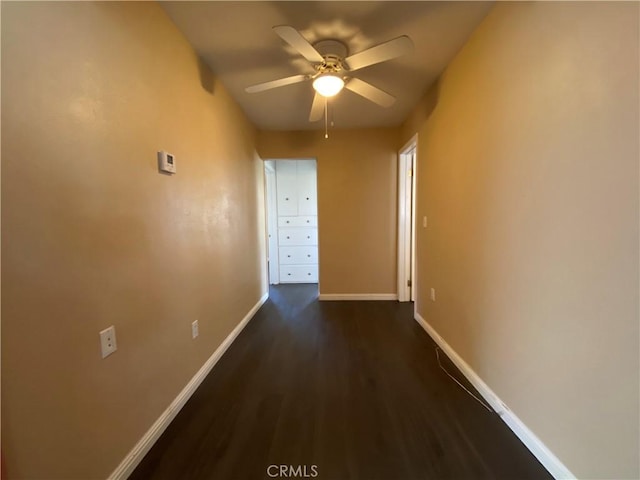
[264,160,279,284]
[264,158,319,286]
[397,135,418,302]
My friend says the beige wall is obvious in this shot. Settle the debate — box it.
[403,2,639,478]
[1,2,266,478]
[258,129,399,296]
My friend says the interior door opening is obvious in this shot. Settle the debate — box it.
[264,159,319,286]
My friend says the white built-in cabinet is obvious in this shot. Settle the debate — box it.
[276,160,318,283]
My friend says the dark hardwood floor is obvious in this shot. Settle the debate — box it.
[131,284,552,480]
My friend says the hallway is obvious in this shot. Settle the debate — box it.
[131,285,551,479]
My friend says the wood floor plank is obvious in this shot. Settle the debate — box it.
[130,284,553,480]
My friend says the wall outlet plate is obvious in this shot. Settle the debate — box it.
[99,326,117,358]
[430,288,436,302]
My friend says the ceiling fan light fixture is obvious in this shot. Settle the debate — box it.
[313,74,344,97]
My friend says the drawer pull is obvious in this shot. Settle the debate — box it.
[285,197,289,200]
[307,236,310,239]
[306,220,310,223]
[287,236,290,239]
[307,273,311,275]
[286,220,290,223]
[288,273,292,276]
[307,254,311,257]
[306,197,309,200]
[287,255,291,258]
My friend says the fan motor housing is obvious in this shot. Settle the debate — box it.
[313,39,348,73]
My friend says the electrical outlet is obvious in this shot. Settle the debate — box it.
[192,320,199,339]
[423,216,427,228]
[99,326,117,359]
[430,288,436,302]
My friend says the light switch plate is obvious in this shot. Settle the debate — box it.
[430,288,436,302]
[158,151,176,174]
[192,320,199,339]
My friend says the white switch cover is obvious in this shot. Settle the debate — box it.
[99,326,117,359]
[423,216,428,228]
[192,320,199,339]
[158,151,176,174]
[430,288,436,301]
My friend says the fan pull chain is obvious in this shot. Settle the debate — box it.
[324,98,329,139]
[330,101,335,127]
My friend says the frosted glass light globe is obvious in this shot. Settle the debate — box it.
[313,74,345,97]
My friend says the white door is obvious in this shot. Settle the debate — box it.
[398,136,417,302]
[409,150,417,302]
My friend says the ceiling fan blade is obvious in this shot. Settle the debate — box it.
[345,78,396,108]
[344,36,413,71]
[309,92,324,122]
[273,25,324,63]
[245,74,308,93]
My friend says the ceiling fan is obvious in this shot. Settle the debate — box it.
[245,25,414,123]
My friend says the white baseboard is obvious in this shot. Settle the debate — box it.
[109,292,269,480]
[414,313,575,480]
[318,293,398,301]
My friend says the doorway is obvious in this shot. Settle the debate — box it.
[398,135,417,303]
[264,159,318,285]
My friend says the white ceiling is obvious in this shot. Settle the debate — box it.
[162,1,494,131]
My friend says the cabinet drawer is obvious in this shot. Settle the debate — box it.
[278,227,317,246]
[280,265,318,283]
[279,246,318,264]
[278,216,317,227]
